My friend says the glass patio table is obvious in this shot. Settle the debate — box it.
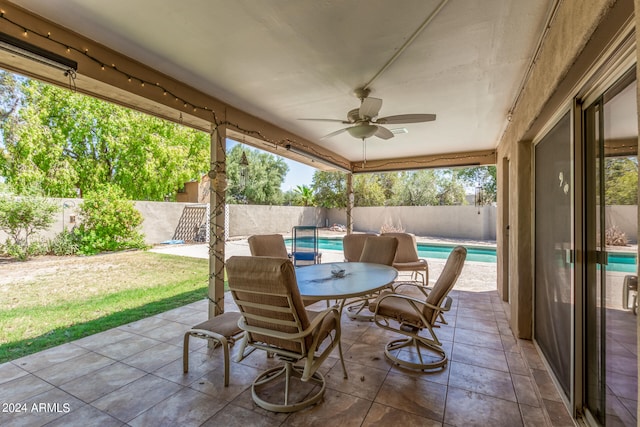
[296,262,398,311]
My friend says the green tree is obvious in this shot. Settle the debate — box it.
[390,170,439,206]
[353,174,386,206]
[0,77,209,200]
[293,185,315,206]
[0,189,58,260]
[605,157,638,205]
[74,184,146,255]
[456,165,497,204]
[436,170,466,205]
[311,171,347,208]
[226,145,288,205]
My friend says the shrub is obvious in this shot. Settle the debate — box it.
[0,192,58,260]
[379,221,405,234]
[74,185,147,255]
[48,230,80,256]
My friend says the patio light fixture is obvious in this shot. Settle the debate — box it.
[239,150,249,190]
[285,144,350,173]
[0,31,77,73]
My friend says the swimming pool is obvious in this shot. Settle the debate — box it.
[286,237,495,263]
[285,237,637,272]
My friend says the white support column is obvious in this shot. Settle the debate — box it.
[208,124,227,318]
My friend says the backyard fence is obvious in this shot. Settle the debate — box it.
[2,198,637,245]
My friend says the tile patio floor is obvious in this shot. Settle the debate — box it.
[0,243,575,426]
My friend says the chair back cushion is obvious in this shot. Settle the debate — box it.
[343,233,376,262]
[382,232,420,263]
[248,234,289,258]
[424,246,467,322]
[226,256,310,353]
[359,236,398,266]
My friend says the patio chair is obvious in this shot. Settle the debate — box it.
[382,232,429,287]
[291,226,322,266]
[370,245,466,370]
[342,232,377,262]
[248,234,290,259]
[226,255,346,413]
[345,235,398,320]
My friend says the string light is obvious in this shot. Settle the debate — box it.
[0,10,359,170]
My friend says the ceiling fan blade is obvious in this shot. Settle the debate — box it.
[374,126,394,140]
[359,97,383,119]
[320,127,349,139]
[298,118,349,123]
[376,113,436,124]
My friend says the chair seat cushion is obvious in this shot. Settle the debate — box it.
[191,312,243,338]
[370,291,426,328]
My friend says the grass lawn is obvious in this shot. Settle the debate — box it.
[0,251,216,363]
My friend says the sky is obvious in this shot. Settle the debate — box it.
[227,139,316,191]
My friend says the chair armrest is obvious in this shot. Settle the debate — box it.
[375,291,442,314]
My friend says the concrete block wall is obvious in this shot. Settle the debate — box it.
[328,205,498,241]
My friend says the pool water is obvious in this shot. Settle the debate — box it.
[286,237,637,273]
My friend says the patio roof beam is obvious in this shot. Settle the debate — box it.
[351,149,497,173]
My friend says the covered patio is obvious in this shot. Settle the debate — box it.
[0,244,572,426]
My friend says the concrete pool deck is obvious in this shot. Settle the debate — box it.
[150,234,499,293]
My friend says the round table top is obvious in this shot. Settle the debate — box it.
[296,262,398,300]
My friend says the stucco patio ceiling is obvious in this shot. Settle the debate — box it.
[5,0,553,170]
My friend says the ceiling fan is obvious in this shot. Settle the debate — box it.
[300,88,436,141]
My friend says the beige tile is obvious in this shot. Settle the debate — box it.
[506,351,530,376]
[512,373,541,407]
[451,342,509,372]
[129,387,226,427]
[117,316,176,334]
[44,404,123,427]
[200,403,274,427]
[0,362,28,384]
[91,335,161,360]
[0,373,54,403]
[374,372,447,421]
[121,342,182,372]
[325,360,387,400]
[343,342,393,372]
[448,361,516,402]
[283,388,372,427]
[91,374,182,422]
[1,387,86,427]
[531,369,563,403]
[542,399,573,426]
[361,402,441,427]
[454,315,500,335]
[189,360,259,402]
[520,403,549,426]
[59,362,146,403]
[140,320,190,343]
[33,352,115,386]
[11,344,88,373]
[444,386,523,426]
[152,354,222,386]
[72,328,137,351]
[453,327,503,351]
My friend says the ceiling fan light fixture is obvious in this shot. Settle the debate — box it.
[347,124,378,139]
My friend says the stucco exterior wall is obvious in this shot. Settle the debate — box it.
[329,206,496,241]
[496,0,624,340]
[227,204,327,237]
